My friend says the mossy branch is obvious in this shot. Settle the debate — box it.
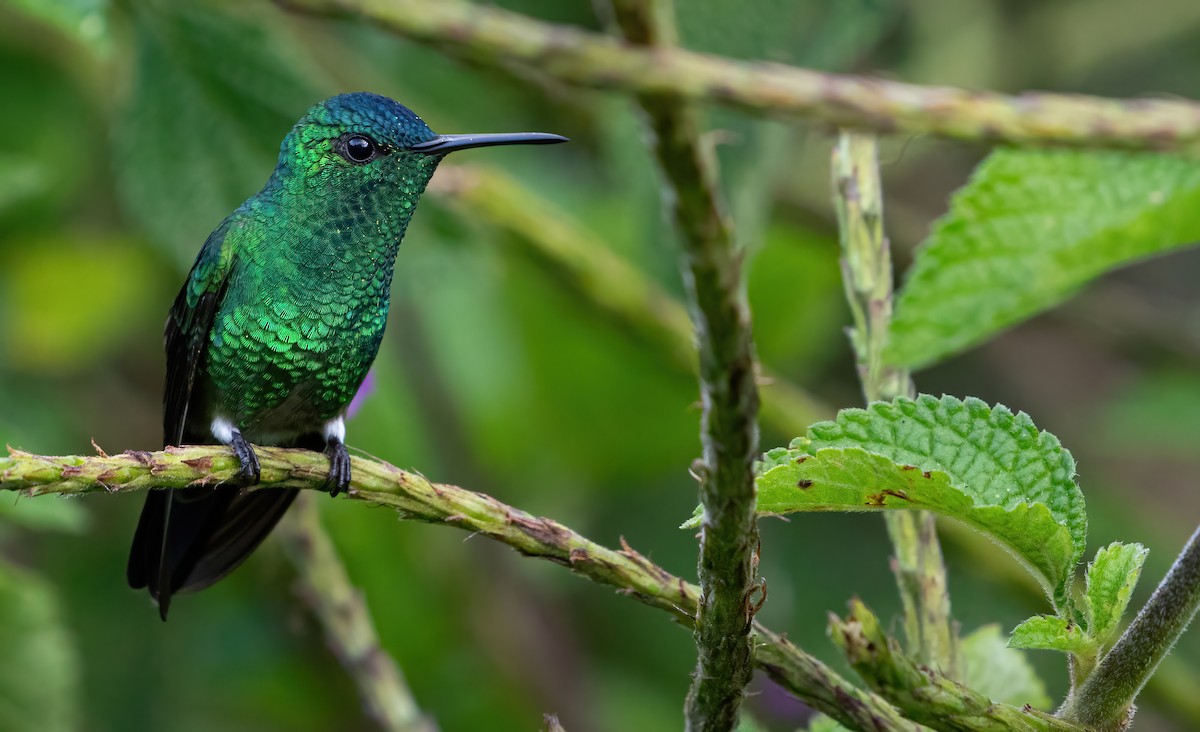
[606,1,761,728]
[1,444,917,732]
[280,0,1200,152]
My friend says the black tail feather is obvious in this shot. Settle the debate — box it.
[127,485,299,620]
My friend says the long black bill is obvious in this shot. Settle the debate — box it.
[410,132,569,155]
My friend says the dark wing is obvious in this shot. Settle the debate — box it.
[163,218,236,447]
[128,218,237,612]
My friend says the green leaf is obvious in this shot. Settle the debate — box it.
[888,150,1200,369]
[113,1,323,265]
[735,395,1085,606]
[1085,542,1149,649]
[751,446,1077,606]
[0,561,80,732]
[1008,616,1094,655]
[0,495,87,533]
[961,624,1051,709]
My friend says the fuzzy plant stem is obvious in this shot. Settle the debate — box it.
[277,493,436,732]
[1,445,919,732]
[280,0,1200,152]
[832,131,956,675]
[1064,525,1200,730]
[604,2,761,729]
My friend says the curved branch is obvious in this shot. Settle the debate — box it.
[279,0,1200,152]
[5,445,699,618]
[1,444,915,732]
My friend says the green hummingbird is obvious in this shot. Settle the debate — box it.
[127,92,566,619]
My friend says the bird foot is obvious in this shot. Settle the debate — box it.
[229,431,261,484]
[324,440,352,497]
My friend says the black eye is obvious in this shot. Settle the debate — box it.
[342,135,377,164]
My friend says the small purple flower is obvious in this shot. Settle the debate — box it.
[346,370,377,422]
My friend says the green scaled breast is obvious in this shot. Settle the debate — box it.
[198,99,441,439]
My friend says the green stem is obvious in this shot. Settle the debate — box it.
[1,445,916,732]
[831,599,1085,732]
[279,0,1200,151]
[1064,525,1200,730]
[832,131,956,675]
[883,511,955,673]
[277,493,435,732]
[605,2,759,729]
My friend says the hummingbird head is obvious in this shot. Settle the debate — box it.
[272,92,567,201]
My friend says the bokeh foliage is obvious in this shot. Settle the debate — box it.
[3,0,1200,730]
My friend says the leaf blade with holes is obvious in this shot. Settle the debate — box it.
[684,395,1087,607]
[887,150,1200,370]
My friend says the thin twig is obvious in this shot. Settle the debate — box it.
[1064,525,1200,730]
[0,445,918,732]
[832,132,956,674]
[279,0,1200,152]
[277,493,435,732]
[605,1,760,728]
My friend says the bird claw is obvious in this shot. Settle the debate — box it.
[323,440,351,497]
[230,431,261,485]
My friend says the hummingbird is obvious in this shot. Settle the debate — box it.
[127,92,567,619]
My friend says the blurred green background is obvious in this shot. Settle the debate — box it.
[3,0,1200,729]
